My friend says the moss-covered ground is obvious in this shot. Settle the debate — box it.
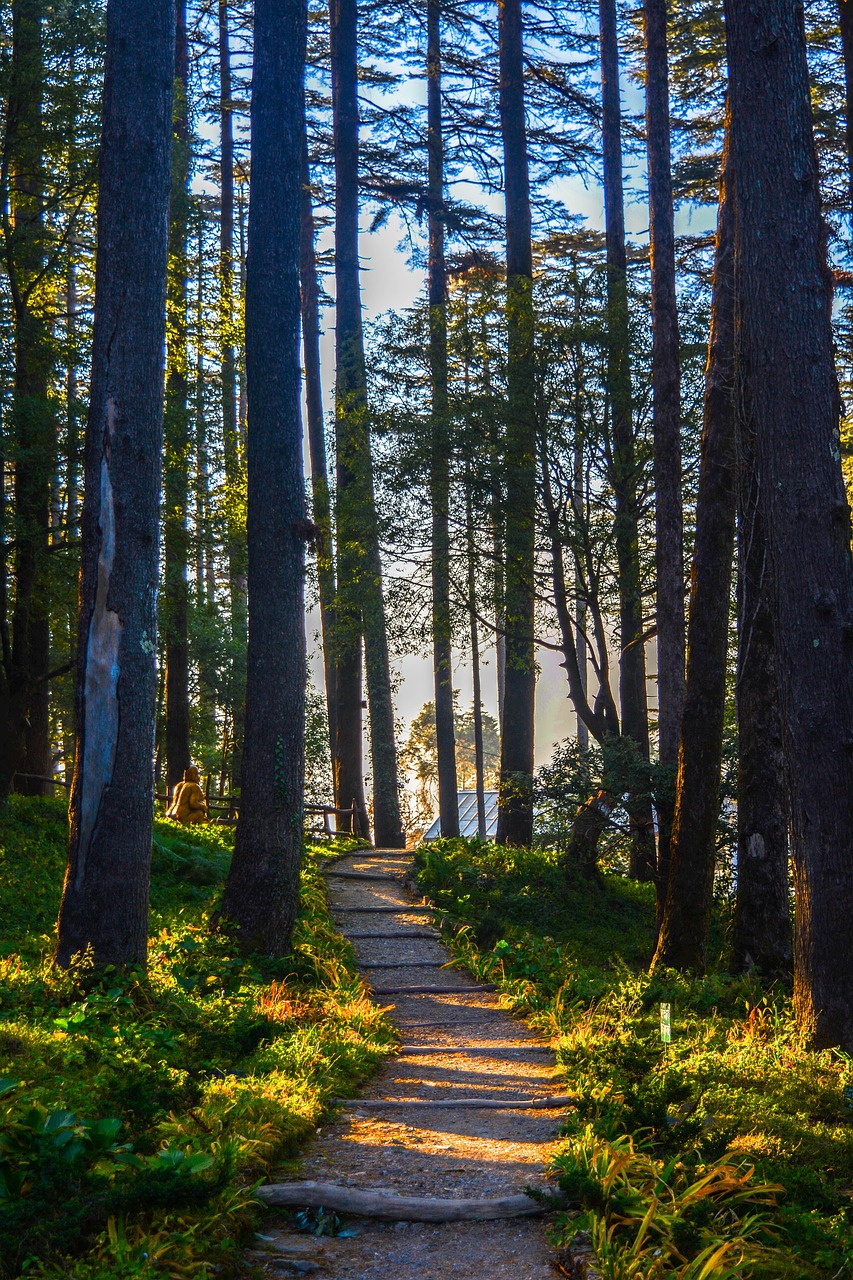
[415,838,853,1280]
[0,796,394,1279]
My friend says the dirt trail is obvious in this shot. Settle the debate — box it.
[251,849,566,1279]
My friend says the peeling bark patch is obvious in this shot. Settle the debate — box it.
[746,833,766,861]
[77,451,122,888]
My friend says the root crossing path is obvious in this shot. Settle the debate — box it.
[254,848,567,1279]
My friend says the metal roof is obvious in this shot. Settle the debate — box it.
[423,789,498,840]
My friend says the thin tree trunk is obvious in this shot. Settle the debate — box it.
[732,447,792,977]
[652,128,736,972]
[643,0,684,875]
[220,0,308,954]
[218,0,247,792]
[599,0,654,880]
[329,0,403,847]
[1,0,55,798]
[467,488,487,838]
[573,431,589,751]
[839,1,853,212]
[428,0,459,840]
[164,0,191,794]
[299,134,337,778]
[495,0,536,848]
[56,0,174,968]
[725,0,853,1050]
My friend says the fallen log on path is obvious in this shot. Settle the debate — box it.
[336,1094,573,1111]
[255,1180,553,1221]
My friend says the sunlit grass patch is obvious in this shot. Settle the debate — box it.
[0,798,393,1279]
[415,837,853,1279]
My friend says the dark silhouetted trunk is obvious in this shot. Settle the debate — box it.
[219,0,247,791]
[300,136,337,776]
[1,0,55,798]
[652,131,736,972]
[599,0,654,880]
[732,446,792,977]
[643,0,684,876]
[495,0,536,847]
[330,0,403,846]
[840,1,853,211]
[164,1,191,793]
[725,0,853,1049]
[466,488,487,838]
[330,0,366,836]
[220,0,307,954]
[428,0,459,840]
[56,0,174,968]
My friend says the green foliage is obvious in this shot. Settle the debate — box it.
[414,838,853,1279]
[0,798,393,1279]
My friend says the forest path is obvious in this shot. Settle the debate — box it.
[250,848,566,1279]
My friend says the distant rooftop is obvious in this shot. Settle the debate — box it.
[423,789,498,840]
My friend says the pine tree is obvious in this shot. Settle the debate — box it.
[163,0,192,794]
[495,0,536,847]
[56,0,175,968]
[725,0,853,1049]
[219,0,308,954]
[428,0,459,841]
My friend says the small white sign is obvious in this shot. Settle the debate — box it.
[660,1002,672,1044]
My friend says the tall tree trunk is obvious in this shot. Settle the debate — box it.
[732,445,792,976]
[218,0,247,792]
[725,0,853,1050]
[329,0,403,846]
[839,1,853,212]
[220,0,307,954]
[0,0,55,798]
[299,134,337,777]
[467,487,487,838]
[495,0,536,847]
[163,0,191,794]
[643,0,684,874]
[652,132,735,971]
[56,0,174,968]
[599,0,654,880]
[573,429,589,751]
[428,0,459,840]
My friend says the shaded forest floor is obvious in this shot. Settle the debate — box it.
[0,797,395,1279]
[414,839,853,1279]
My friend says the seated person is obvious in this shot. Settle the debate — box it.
[166,766,208,824]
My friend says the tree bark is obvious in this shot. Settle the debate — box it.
[56,0,174,968]
[218,0,247,793]
[732,444,792,977]
[652,130,736,973]
[220,0,308,955]
[299,134,337,777]
[467,487,487,838]
[495,0,536,848]
[725,0,853,1049]
[428,0,459,841]
[329,0,403,846]
[599,0,654,880]
[163,0,191,794]
[643,0,684,883]
[839,1,853,213]
[0,0,55,799]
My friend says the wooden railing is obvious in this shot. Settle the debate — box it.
[14,773,361,839]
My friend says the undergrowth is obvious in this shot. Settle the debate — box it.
[415,837,853,1280]
[0,796,393,1279]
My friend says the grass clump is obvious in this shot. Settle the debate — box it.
[0,796,393,1279]
[414,837,853,1280]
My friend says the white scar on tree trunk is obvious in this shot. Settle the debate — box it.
[77,408,122,888]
